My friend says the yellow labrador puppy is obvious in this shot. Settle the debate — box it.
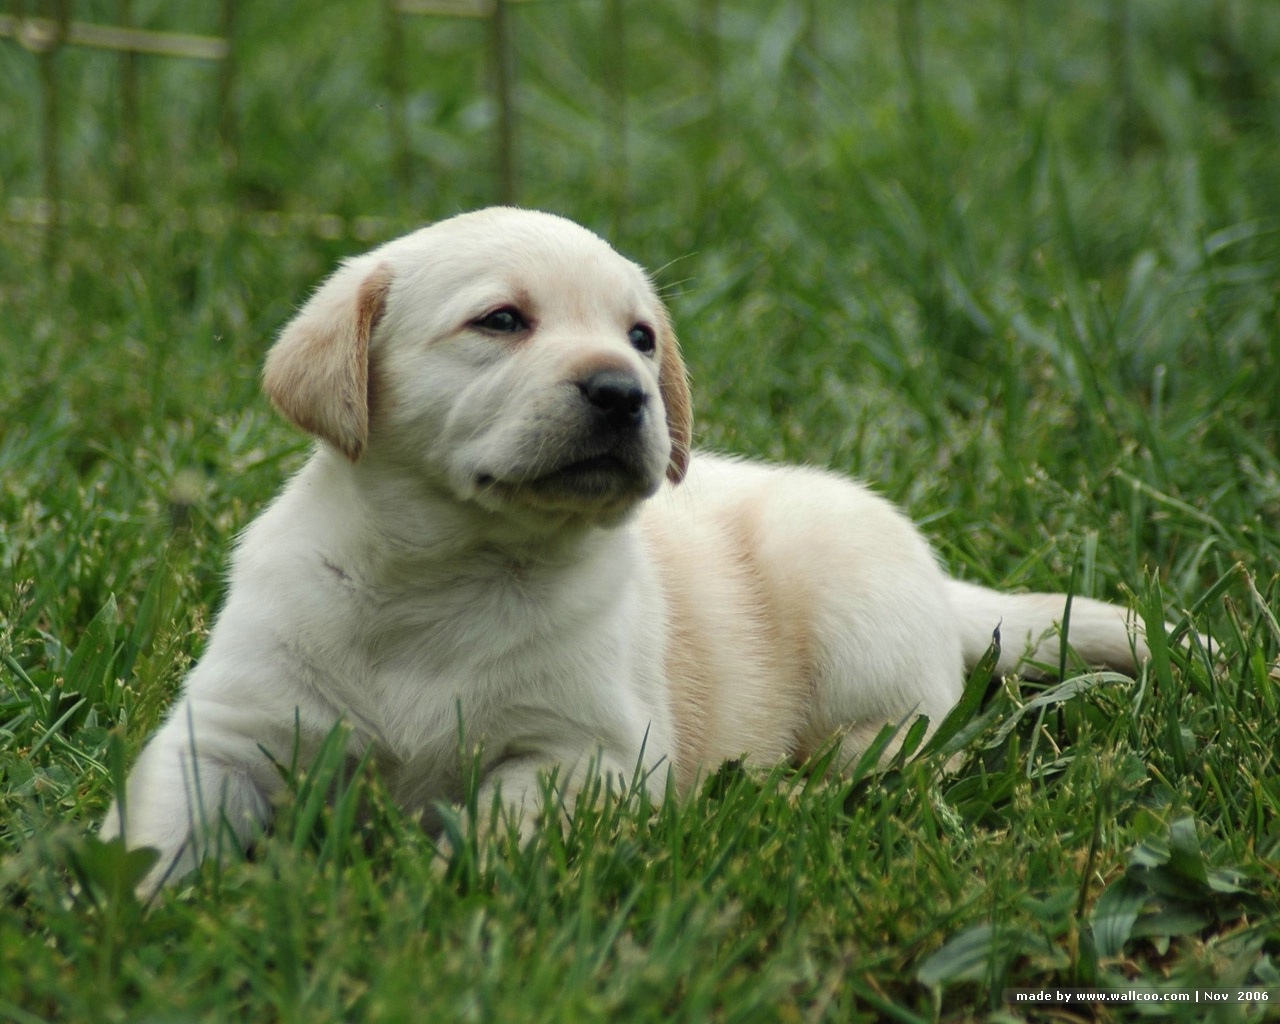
[101,207,1149,892]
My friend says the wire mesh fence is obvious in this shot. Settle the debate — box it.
[1,0,572,262]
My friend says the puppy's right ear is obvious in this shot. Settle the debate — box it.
[263,262,394,461]
[656,306,693,485]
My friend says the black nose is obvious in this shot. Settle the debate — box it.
[579,370,647,428]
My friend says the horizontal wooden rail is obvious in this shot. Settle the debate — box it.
[0,15,228,60]
[6,196,409,243]
[395,0,536,17]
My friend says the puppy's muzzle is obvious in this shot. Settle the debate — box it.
[579,370,648,431]
[473,367,663,515]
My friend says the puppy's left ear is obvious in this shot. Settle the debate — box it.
[657,308,693,484]
[263,261,394,461]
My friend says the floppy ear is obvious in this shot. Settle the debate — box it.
[262,262,394,461]
[656,308,693,484]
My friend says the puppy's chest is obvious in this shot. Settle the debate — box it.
[334,562,617,750]
[365,564,582,664]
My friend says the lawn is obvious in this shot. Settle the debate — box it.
[2,1,1278,1020]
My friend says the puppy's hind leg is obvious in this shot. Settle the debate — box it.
[793,565,968,771]
[740,471,969,771]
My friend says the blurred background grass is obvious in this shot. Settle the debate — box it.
[3,0,1277,640]
[1,1,1278,1019]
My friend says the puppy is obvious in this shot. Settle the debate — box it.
[100,207,1151,893]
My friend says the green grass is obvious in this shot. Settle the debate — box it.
[2,1,1279,1020]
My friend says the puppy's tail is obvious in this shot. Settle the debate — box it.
[945,578,1149,678]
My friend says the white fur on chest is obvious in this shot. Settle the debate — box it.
[190,454,676,805]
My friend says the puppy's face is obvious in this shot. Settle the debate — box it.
[263,209,692,525]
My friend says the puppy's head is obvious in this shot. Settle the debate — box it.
[263,208,692,521]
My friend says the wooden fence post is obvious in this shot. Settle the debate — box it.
[117,0,139,202]
[383,0,413,197]
[218,0,239,177]
[27,0,71,268]
[490,0,516,204]
[698,0,722,233]
[1108,0,1137,158]
[603,0,627,236]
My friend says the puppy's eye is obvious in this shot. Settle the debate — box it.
[474,307,528,333]
[628,324,657,355]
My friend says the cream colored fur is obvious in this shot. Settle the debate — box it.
[100,208,1151,893]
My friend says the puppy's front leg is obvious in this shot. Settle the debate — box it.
[471,747,639,844]
[98,701,277,896]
